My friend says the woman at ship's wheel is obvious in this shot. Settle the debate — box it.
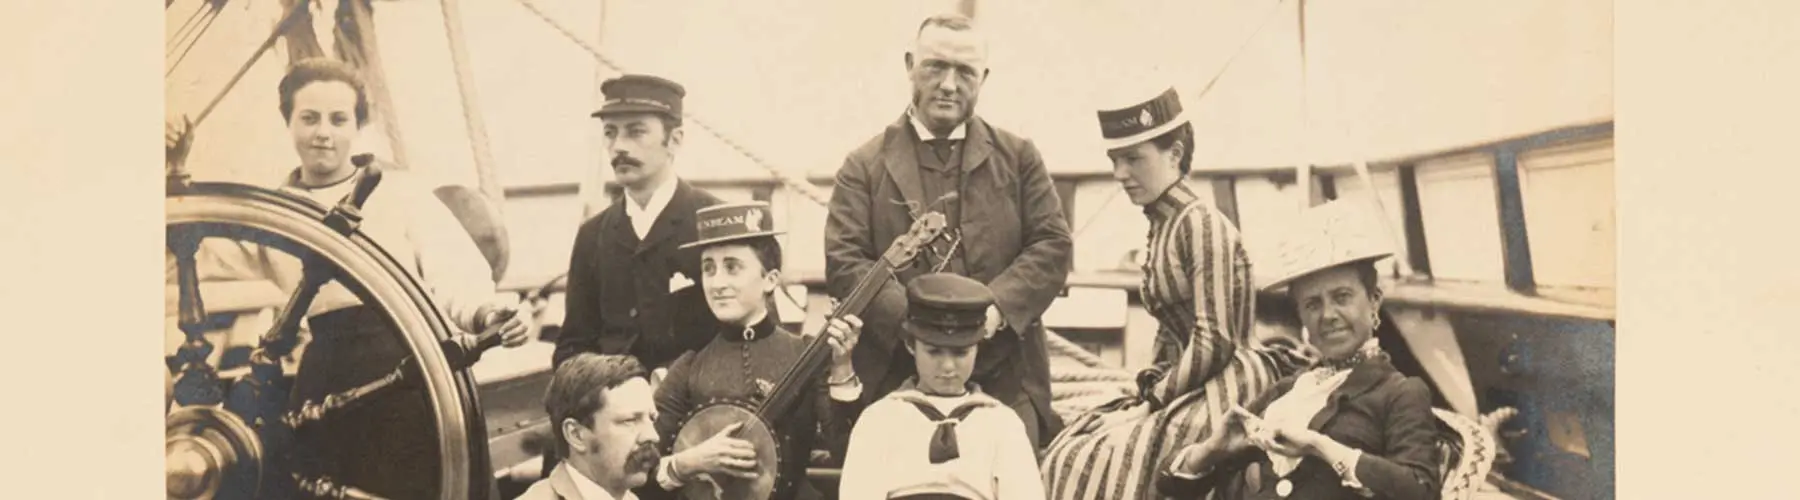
[165,57,536,499]
[1038,80,1315,500]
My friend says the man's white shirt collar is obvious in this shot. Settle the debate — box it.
[565,463,637,500]
[624,176,679,240]
[908,107,967,141]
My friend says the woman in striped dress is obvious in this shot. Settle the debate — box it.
[1039,83,1314,500]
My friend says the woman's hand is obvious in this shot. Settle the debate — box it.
[673,422,761,481]
[1170,407,1256,474]
[480,300,536,348]
[824,314,862,360]
[166,115,194,169]
[1210,406,1255,455]
[1243,410,1326,459]
[823,314,862,379]
[1077,400,1151,434]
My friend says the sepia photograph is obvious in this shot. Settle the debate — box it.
[160,0,1614,498]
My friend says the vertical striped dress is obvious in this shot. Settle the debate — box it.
[1040,181,1312,500]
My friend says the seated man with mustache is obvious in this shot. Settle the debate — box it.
[523,353,664,500]
[638,202,865,500]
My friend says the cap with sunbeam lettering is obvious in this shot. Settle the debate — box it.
[680,202,783,250]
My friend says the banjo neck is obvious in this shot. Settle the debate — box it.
[753,211,946,424]
[755,264,897,423]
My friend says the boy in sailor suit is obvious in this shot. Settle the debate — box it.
[839,273,1047,500]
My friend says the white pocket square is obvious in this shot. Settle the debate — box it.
[668,273,695,293]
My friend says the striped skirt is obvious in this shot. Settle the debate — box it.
[1041,347,1305,500]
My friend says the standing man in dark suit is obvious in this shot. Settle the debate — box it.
[824,12,1074,448]
[559,74,724,376]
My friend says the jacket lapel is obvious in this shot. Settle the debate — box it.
[548,465,585,499]
[603,198,637,254]
[636,180,696,256]
[1306,358,1398,432]
[881,113,927,212]
[960,115,995,175]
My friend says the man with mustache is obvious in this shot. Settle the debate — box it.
[824,12,1074,448]
[559,74,724,374]
[520,353,662,500]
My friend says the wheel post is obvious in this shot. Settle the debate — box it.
[168,226,224,407]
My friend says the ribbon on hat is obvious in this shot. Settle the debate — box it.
[602,97,673,110]
[1097,88,1181,140]
[899,397,996,464]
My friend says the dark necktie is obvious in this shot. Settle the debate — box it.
[927,138,958,164]
[902,398,993,464]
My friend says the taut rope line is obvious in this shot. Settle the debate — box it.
[189,0,311,129]
[509,0,832,208]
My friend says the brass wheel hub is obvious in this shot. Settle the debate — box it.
[166,406,262,499]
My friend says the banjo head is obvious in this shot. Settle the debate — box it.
[673,401,782,500]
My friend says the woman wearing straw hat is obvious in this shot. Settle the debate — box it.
[1039,81,1314,500]
[1154,200,1442,499]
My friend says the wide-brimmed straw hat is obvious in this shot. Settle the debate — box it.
[1257,199,1395,292]
[1093,76,1190,151]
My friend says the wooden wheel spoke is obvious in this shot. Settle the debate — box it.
[294,473,388,500]
[261,256,336,357]
[284,360,411,430]
[168,226,208,337]
[280,319,507,430]
[224,247,337,427]
[168,225,225,406]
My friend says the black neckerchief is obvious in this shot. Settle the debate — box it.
[285,165,362,191]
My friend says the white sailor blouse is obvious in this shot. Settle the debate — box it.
[839,380,1047,500]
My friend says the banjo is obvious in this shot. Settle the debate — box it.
[671,210,951,500]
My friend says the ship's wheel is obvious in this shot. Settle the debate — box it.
[164,167,495,500]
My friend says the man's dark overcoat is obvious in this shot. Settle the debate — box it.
[824,113,1074,445]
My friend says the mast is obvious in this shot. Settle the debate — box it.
[1296,0,1316,209]
[582,0,610,219]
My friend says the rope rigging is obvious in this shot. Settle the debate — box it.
[510,0,833,208]
[1061,0,1295,265]
[165,0,228,78]
[180,0,312,130]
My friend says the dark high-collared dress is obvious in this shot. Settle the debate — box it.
[636,313,858,500]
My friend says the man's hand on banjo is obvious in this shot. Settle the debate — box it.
[671,422,761,482]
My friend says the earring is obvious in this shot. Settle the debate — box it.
[1371,314,1382,331]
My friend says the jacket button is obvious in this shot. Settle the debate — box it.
[629,308,638,318]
